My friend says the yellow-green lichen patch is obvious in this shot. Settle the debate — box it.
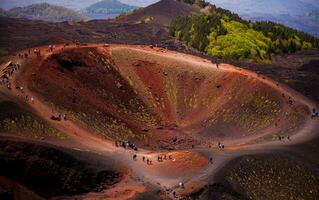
[0,101,66,140]
[223,93,281,133]
[225,154,319,200]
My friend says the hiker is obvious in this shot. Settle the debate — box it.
[51,114,61,121]
[30,97,34,104]
[218,141,222,149]
[311,108,316,118]
[172,191,176,197]
[288,99,293,105]
[216,58,220,69]
[63,114,67,121]
[209,157,213,164]
[311,112,316,118]
[133,154,137,161]
[179,182,185,189]
[142,156,145,162]
[6,83,11,90]
[278,135,282,141]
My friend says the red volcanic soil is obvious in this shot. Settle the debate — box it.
[146,151,208,177]
[16,44,311,150]
[28,46,159,142]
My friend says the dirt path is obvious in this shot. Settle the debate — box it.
[1,43,318,199]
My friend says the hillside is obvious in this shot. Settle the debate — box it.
[117,0,199,25]
[3,3,86,22]
[170,1,319,62]
[85,0,137,15]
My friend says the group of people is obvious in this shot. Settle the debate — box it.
[131,154,154,165]
[131,152,176,166]
[142,156,153,165]
[17,53,29,59]
[278,135,291,141]
[51,113,67,121]
[157,154,173,162]
[115,140,138,151]
[48,45,56,52]
[217,141,225,149]
[33,49,41,57]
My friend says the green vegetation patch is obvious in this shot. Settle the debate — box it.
[206,20,272,62]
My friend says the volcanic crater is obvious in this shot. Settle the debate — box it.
[25,44,310,149]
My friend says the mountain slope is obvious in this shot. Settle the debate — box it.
[4,3,86,22]
[117,0,199,25]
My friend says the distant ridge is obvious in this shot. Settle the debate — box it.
[84,0,137,16]
[0,0,100,11]
[2,3,86,22]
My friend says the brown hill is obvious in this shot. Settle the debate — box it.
[116,0,199,26]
